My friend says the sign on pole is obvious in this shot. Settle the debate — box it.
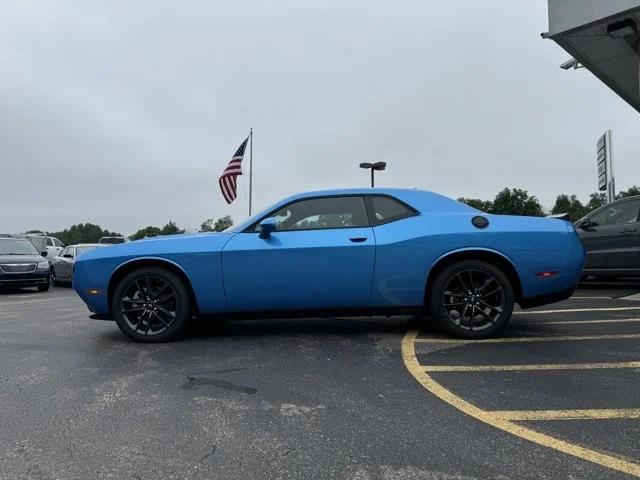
[596,130,615,203]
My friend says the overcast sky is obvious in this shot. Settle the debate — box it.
[1,0,639,235]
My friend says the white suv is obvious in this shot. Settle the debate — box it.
[45,236,65,258]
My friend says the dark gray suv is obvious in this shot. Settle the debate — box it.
[575,195,640,278]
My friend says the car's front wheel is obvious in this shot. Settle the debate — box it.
[112,267,192,342]
[428,260,514,339]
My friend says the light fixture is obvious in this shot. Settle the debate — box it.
[359,162,387,187]
[559,58,583,70]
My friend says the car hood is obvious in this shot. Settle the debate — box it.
[76,232,235,262]
[0,254,47,264]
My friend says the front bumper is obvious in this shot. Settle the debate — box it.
[0,272,50,287]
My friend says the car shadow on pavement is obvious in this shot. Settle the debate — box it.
[183,315,418,340]
[0,287,42,296]
[578,278,640,299]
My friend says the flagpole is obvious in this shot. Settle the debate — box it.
[249,128,253,216]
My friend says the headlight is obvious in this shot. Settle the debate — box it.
[37,261,49,271]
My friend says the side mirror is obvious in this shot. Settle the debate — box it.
[41,251,48,257]
[63,254,73,259]
[579,219,593,230]
[259,218,278,239]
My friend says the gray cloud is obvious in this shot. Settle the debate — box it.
[1,0,638,235]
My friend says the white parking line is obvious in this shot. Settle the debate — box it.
[570,296,612,299]
[514,306,640,315]
[414,333,640,344]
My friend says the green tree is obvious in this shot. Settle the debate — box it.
[457,197,493,213]
[585,192,606,212]
[550,194,587,222]
[492,188,544,216]
[200,215,234,232]
[130,226,162,240]
[616,185,640,199]
[159,221,185,235]
[49,223,122,245]
[130,221,185,240]
[213,215,233,232]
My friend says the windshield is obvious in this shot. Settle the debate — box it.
[0,238,39,255]
[76,245,100,257]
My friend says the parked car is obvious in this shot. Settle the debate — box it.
[50,243,105,285]
[575,195,640,279]
[73,188,585,343]
[45,236,65,258]
[99,236,126,244]
[0,236,50,291]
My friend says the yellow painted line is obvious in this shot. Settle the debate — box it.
[492,409,640,421]
[514,306,640,315]
[402,330,640,477]
[422,361,640,372]
[414,333,640,345]
[530,317,640,325]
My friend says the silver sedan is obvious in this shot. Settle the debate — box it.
[50,244,105,285]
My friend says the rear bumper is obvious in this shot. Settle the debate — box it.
[0,273,49,287]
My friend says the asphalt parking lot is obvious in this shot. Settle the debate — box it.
[1,283,639,480]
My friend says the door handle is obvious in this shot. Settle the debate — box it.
[349,237,368,243]
[621,228,636,233]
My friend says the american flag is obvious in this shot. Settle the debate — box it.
[219,137,248,204]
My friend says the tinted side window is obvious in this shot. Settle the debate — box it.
[259,196,369,231]
[589,200,640,226]
[369,196,416,225]
[46,238,53,246]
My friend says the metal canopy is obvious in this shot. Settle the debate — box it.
[545,0,640,113]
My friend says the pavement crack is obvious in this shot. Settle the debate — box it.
[199,445,217,464]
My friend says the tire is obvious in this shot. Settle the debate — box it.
[50,268,59,286]
[38,283,50,292]
[112,266,192,343]
[427,260,514,339]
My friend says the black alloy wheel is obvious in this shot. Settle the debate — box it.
[429,260,514,339]
[113,267,192,342]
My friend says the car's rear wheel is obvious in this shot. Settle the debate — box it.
[112,267,192,343]
[428,260,514,339]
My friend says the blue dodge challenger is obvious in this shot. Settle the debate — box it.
[73,188,585,342]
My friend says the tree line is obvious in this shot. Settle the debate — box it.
[24,215,234,244]
[458,186,640,221]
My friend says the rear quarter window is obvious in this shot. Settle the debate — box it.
[368,196,417,225]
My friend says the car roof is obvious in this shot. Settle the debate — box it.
[273,188,470,211]
[232,188,473,231]
[72,243,103,247]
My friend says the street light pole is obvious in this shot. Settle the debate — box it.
[359,162,386,188]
